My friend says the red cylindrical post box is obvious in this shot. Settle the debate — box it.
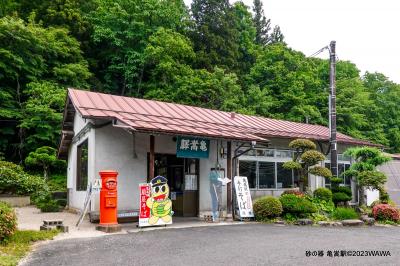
[99,170,118,225]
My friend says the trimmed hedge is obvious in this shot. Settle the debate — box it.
[332,186,352,196]
[313,188,332,202]
[253,196,283,220]
[279,194,317,215]
[372,204,399,222]
[0,201,17,242]
[332,192,352,205]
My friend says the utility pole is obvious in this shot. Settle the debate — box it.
[329,41,338,178]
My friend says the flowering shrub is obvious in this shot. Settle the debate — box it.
[372,204,400,222]
[281,189,304,197]
[0,201,17,242]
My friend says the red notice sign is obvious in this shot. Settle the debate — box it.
[139,183,151,220]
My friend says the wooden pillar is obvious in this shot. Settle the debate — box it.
[149,135,155,182]
[227,141,232,215]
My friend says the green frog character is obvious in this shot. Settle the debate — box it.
[146,176,172,225]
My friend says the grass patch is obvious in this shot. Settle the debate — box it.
[331,207,358,220]
[0,230,58,266]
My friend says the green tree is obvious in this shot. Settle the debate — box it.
[252,0,270,45]
[25,146,65,179]
[233,2,257,76]
[283,139,332,192]
[191,0,240,71]
[247,43,324,123]
[88,0,189,96]
[19,82,66,151]
[0,16,90,161]
[344,147,391,205]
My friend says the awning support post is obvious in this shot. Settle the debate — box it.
[149,135,155,182]
[227,141,232,217]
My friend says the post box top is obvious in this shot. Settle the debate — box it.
[99,170,119,175]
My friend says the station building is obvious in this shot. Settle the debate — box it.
[58,89,375,218]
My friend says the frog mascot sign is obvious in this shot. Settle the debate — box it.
[139,176,173,227]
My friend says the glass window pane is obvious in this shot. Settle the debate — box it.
[259,162,275,189]
[239,161,257,189]
[338,163,345,178]
[276,150,292,158]
[293,170,300,188]
[277,162,293,188]
[344,164,351,186]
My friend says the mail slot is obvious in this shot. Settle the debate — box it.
[105,196,116,208]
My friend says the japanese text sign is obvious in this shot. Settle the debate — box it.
[139,183,151,226]
[234,176,254,218]
[176,136,210,158]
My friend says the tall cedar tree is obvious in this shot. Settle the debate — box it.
[252,0,271,45]
[191,0,240,71]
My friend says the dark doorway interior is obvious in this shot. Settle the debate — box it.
[148,154,199,217]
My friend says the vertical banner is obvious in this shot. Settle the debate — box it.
[138,176,173,227]
[139,183,151,227]
[234,176,254,218]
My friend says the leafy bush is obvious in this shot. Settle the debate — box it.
[47,174,67,192]
[253,196,283,220]
[331,207,358,220]
[311,197,335,214]
[372,204,400,222]
[279,194,317,215]
[281,189,304,197]
[313,188,333,202]
[0,161,48,196]
[37,200,60,212]
[0,202,17,242]
[34,192,61,212]
[379,188,390,203]
[332,192,352,205]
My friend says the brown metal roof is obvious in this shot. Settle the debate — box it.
[65,88,377,146]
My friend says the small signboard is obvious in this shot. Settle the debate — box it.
[184,174,198,190]
[139,183,151,227]
[138,176,173,227]
[176,136,210,158]
[92,179,102,194]
[234,176,254,219]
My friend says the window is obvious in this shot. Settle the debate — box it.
[325,162,351,188]
[238,159,296,189]
[276,150,292,158]
[277,162,293,189]
[239,161,257,189]
[76,139,88,191]
[343,164,351,186]
[259,162,275,188]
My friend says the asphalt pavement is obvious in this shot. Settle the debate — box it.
[22,224,400,266]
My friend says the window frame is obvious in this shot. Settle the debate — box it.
[76,139,89,191]
[238,148,295,190]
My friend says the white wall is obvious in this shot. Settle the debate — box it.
[94,127,190,211]
[67,113,95,210]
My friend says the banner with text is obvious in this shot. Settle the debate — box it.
[234,176,254,218]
